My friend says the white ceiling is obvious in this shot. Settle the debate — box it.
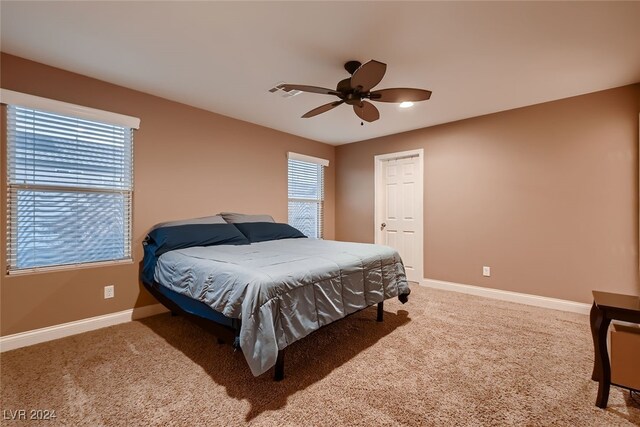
[2,2,639,145]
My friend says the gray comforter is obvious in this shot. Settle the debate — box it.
[154,238,410,376]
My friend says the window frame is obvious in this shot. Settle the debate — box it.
[2,89,140,275]
[287,152,329,239]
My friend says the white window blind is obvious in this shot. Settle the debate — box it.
[288,155,326,239]
[6,105,134,273]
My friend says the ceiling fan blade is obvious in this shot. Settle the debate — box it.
[353,100,380,122]
[302,100,344,118]
[350,60,387,92]
[369,88,432,103]
[280,84,339,96]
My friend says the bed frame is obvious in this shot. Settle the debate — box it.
[143,279,407,381]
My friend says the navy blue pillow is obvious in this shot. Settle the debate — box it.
[233,222,307,243]
[148,223,249,256]
[141,223,249,284]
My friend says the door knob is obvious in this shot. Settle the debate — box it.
[380,222,386,230]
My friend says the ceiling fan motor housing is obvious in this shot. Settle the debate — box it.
[336,78,352,93]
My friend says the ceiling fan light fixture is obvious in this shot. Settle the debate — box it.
[399,101,414,108]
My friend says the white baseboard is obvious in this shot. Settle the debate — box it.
[422,278,591,315]
[0,304,168,353]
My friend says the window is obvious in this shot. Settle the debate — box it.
[287,152,328,239]
[3,90,139,273]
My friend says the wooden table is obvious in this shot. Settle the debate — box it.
[590,291,640,408]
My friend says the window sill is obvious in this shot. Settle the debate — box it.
[6,258,134,276]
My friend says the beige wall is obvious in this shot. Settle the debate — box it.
[0,54,335,336]
[336,85,640,304]
[1,52,638,337]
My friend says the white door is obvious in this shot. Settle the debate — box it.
[375,151,423,282]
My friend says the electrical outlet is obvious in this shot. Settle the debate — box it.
[483,266,491,277]
[104,285,115,299]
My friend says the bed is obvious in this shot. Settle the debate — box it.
[141,215,410,380]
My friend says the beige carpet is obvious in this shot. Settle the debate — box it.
[1,286,638,426]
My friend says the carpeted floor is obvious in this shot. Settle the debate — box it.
[1,286,639,426]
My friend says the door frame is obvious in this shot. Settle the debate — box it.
[374,148,424,282]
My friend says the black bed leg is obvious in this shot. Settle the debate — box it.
[377,301,384,322]
[232,319,242,351]
[274,349,285,381]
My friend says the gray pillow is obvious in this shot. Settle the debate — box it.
[220,212,275,224]
[149,215,227,232]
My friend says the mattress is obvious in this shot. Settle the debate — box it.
[154,238,410,376]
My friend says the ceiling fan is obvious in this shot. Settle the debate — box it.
[279,60,432,123]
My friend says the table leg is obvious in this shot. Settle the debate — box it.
[589,301,612,408]
[590,302,600,381]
